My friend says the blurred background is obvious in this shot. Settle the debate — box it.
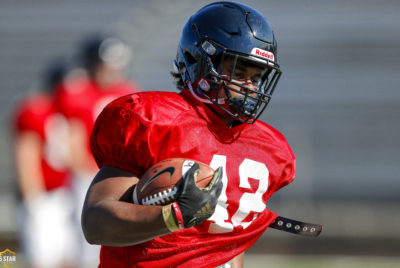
[0,0,399,267]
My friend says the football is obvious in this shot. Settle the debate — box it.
[132,158,215,206]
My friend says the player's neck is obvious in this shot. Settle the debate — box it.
[221,118,242,128]
[205,103,236,128]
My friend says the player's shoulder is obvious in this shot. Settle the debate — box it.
[255,120,285,139]
[15,93,53,115]
[108,90,186,105]
[254,120,295,157]
[13,93,55,132]
[104,90,192,119]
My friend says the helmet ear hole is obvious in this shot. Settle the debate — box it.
[184,52,197,64]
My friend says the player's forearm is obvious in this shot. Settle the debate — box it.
[231,252,244,268]
[14,133,46,198]
[82,200,170,246]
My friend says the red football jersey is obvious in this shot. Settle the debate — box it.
[14,94,70,191]
[56,76,140,170]
[56,76,140,134]
[90,89,296,268]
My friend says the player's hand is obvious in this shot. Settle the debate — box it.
[177,163,223,228]
[163,163,223,230]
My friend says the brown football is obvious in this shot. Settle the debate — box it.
[132,158,215,206]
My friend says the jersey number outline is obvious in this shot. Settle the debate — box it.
[207,155,269,234]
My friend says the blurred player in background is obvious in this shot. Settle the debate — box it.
[81,2,295,267]
[56,34,141,267]
[13,60,76,268]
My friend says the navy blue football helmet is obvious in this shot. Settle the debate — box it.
[175,1,282,124]
[80,35,131,75]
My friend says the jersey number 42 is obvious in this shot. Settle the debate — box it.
[206,155,269,234]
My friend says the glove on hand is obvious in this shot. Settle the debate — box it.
[175,163,223,228]
[162,162,223,231]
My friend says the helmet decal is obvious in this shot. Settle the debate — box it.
[198,78,211,91]
[251,48,275,61]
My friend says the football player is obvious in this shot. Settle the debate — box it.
[55,35,141,266]
[13,61,77,268]
[56,35,141,177]
[82,2,295,267]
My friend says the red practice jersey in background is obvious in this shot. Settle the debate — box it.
[14,94,70,191]
[90,89,296,268]
[56,76,140,169]
[56,76,140,134]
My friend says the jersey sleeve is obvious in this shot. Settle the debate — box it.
[90,94,163,176]
[278,152,296,190]
[13,97,49,138]
[15,107,40,133]
[264,124,297,195]
[275,136,296,193]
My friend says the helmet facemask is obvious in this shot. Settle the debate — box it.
[178,39,282,124]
